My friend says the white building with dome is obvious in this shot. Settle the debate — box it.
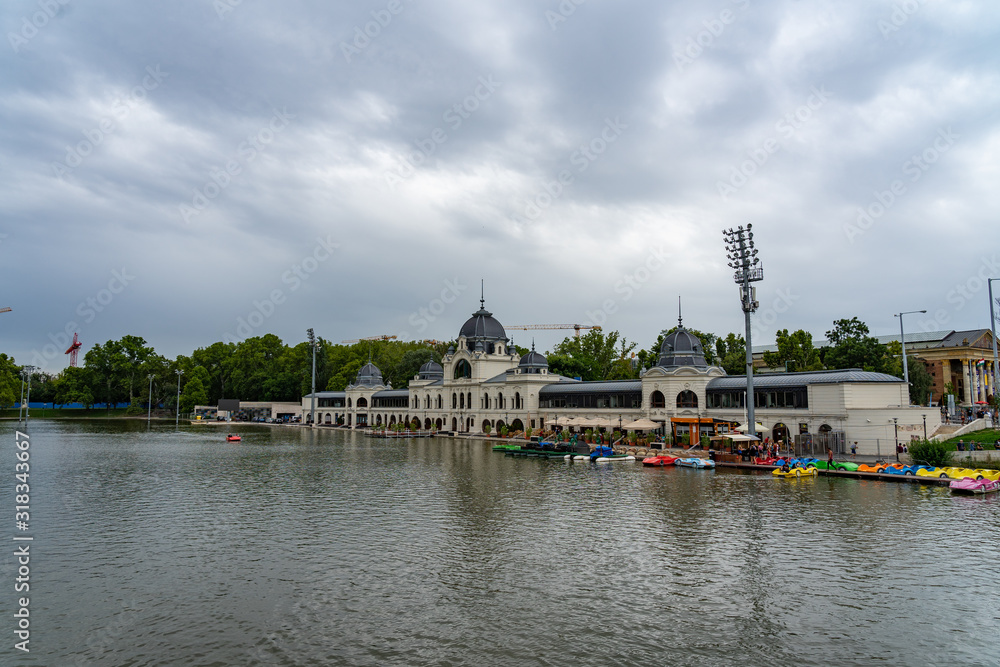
[301,299,940,455]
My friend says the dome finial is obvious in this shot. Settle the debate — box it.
[678,295,683,328]
[480,278,485,310]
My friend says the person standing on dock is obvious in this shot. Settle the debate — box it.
[851,442,857,458]
[827,448,834,469]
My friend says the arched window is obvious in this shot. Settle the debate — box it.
[676,390,697,408]
[498,392,504,409]
[357,397,368,408]
[484,394,490,409]
[436,394,442,409]
[452,393,457,409]
[651,390,665,408]
[455,359,472,379]
[467,392,472,408]
[515,392,521,409]
[460,393,465,409]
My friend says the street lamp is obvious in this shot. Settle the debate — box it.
[893,417,899,462]
[148,374,155,428]
[894,309,927,403]
[922,413,927,440]
[175,369,183,427]
[723,224,763,438]
[22,366,35,427]
[307,328,317,428]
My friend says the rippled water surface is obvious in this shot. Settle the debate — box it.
[3,420,999,666]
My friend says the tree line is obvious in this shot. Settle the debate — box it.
[1,315,933,411]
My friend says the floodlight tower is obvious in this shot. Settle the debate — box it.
[723,225,763,438]
[307,328,317,428]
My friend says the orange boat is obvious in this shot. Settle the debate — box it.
[226,434,242,442]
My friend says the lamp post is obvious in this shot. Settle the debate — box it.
[893,417,899,462]
[922,413,927,440]
[989,278,999,401]
[23,366,35,427]
[175,369,183,427]
[18,368,27,424]
[147,374,155,428]
[894,309,927,404]
[723,225,763,439]
[307,328,317,428]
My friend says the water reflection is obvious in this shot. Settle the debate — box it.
[2,421,999,666]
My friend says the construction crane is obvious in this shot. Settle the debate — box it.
[65,332,82,367]
[340,334,398,345]
[505,324,602,338]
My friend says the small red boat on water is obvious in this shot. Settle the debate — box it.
[226,434,242,442]
[642,455,678,467]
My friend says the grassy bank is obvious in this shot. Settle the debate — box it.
[941,428,1000,450]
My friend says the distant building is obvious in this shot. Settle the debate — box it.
[302,299,942,455]
[752,329,997,407]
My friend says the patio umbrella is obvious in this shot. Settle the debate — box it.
[735,422,765,433]
[620,418,660,431]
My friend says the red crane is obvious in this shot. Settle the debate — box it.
[65,333,82,367]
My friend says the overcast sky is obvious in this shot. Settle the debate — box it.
[3,0,999,372]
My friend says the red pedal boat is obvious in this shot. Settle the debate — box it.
[642,455,678,467]
[226,434,242,442]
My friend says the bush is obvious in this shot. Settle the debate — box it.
[907,439,953,468]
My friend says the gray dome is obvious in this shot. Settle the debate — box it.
[354,362,384,387]
[657,326,708,369]
[418,360,443,380]
[458,299,507,353]
[518,343,548,373]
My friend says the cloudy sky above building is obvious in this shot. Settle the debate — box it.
[3,0,999,372]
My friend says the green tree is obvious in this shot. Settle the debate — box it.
[762,329,823,372]
[84,340,127,411]
[823,318,890,372]
[180,367,210,413]
[0,354,20,407]
[53,366,96,408]
[551,329,635,381]
[118,335,155,404]
[715,333,747,376]
[191,341,236,402]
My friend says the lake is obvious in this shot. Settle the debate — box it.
[3,420,998,666]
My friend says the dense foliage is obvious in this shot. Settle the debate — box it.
[906,439,953,468]
[2,314,954,410]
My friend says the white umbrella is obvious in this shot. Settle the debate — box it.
[735,422,765,433]
[620,418,660,431]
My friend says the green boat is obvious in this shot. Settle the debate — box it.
[491,443,522,452]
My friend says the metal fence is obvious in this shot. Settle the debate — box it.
[793,431,846,456]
